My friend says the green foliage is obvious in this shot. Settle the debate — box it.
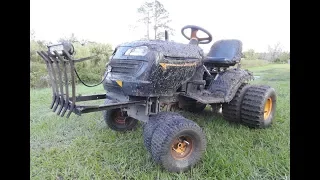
[30,61,50,88]
[243,49,258,60]
[274,51,290,64]
[243,45,290,64]
[30,40,47,63]
[73,42,113,85]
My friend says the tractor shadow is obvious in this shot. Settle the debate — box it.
[178,106,224,125]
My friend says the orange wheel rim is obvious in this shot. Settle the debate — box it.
[114,111,126,124]
[264,98,273,120]
[171,136,193,160]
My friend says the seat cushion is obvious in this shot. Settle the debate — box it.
[204,56,237,66]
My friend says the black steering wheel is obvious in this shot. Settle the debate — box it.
[181,25,212,44]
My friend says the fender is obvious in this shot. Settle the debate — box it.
[208,68,253,102]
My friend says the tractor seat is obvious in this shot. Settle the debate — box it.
[204,39,242,67]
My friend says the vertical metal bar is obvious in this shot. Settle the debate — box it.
[45,51,60,112]
[41,51,60,110]
[52,51,66,115]
[63,50,76,118]
[37,51,56,109]
[61,60,70,117]
[54,53,70,117]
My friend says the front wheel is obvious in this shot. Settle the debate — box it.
[103,108,138,131]
[143,112,183,153]
[151,116,206,172]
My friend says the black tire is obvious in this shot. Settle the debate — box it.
[222,83,251,123]
[241,85,277,128]
[181,101,207,113]
[151,116,207,172]
[143,112,183,153]
[103,108,138,131]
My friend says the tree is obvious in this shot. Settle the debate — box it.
[274,51,290,63]
[152,0,174,39]
[267,42,283,62]
[30,29,35,40]
[137,0,174,40]
[58,33,78,43]
[137,1,153,40]
[243,49,258,60]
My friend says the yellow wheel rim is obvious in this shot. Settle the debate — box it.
[171,136,193,160]
[264,98,273,120]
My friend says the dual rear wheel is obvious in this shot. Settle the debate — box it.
[179,84,277,128]
[222,84,277,128]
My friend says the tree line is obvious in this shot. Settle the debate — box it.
[30,0,289,89]
[243,42,290,63]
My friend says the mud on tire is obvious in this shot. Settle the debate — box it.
[143,112,183,153]
[150,116,206,172]
[222,83,251,123]
[240,85,277,128]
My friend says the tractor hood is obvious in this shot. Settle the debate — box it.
[117,40,204,59]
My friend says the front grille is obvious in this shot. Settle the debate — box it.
[109,60,143,75]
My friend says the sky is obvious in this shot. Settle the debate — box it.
[30,0,290,53]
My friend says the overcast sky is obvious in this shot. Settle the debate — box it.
[30,0,290,53]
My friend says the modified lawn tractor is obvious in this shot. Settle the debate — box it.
[37,25,277,172]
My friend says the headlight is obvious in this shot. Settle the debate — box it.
[124,46,149,56]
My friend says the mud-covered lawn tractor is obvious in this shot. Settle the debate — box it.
[37,25,277,173]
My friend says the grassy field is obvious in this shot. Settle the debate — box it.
[30,63,290,179]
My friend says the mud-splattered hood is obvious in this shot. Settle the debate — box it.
[118,40,203,59]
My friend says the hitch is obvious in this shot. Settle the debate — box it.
[37,45,146,118]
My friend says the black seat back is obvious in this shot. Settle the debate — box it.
[204,39,242,67]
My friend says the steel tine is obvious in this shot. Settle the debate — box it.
[60,59,70,117]
[52,51,66,115]
[54,51,70,117]
[64,50,76,118]
[49,56,63,113]
[37,51,57,109]
[43,52,61,112]
[66,103,74,118]
[42,51,59,110]
[40,51,59,109]
[60,102,69,117]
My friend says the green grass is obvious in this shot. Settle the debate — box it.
[240,59,270,69]
[30,64,290,179]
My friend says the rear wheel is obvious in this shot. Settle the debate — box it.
[222,83,251,123]
[151,116,206,172]
[240,85,277,128]
[103,108,138,131]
